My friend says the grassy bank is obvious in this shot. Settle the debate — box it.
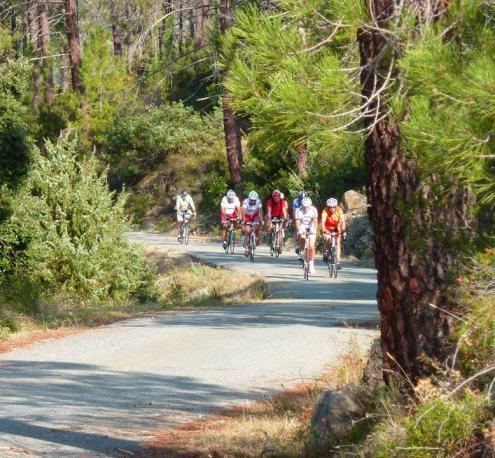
[0,245,269,346]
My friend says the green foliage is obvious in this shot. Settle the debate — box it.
[0,59,32,190]
[2,132,154,304]
[398,3,495,207]
[103,102,226,209]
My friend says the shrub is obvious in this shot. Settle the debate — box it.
[3,132,155,304]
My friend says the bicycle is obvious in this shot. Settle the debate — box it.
[179,212,193,245]
[243,221,259,262]
[325,231,339,278]
[223,217,239,254]
[301,227,312,280]
[269,218,284,258]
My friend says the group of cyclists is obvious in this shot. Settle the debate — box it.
[175,188,347,274]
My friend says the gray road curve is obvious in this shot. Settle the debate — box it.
[0,232,378,457]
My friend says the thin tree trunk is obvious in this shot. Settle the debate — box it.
[26,1,41,109]
[296,143,308,179]
[223,104,243,186]
[60,44,71,92]
[64,0,84,94]
[194,0,208,51]
[220,0,243,187]
[38,2,54,103]
[110,0,123,56]
[358,0,474,386]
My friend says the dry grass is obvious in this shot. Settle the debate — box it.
[0,246,268,347]
[141,334,368,458]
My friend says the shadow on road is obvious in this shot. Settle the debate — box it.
[0,360,275,455]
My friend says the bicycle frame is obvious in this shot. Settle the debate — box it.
[327,231,338,278]
[270,218,284,257]
[302,228,311,280]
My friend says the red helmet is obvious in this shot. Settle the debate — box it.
[272,190,281,199]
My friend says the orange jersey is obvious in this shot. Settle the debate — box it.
[322,206,345,231]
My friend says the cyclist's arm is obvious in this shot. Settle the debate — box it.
[175,197,180,211]
[321,209,327,233]
[258,207,264,221]
[189,197,196,214]
[220,204,227,219]
[266,201,272,220]
[240,204,247,221]
[282,201,288,220]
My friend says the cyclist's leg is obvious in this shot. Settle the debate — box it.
[254,222,261,246]
[177,211,184,240]
[221,221,228,241]
[308,234,316,273]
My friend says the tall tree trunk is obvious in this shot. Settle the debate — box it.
[38,2,54,103]
[358,0,473,386]
[220,0,243,187]
[110,0,123,57]
[64,0,84,94]
[26,1,41,109]
[194,0,208,51]
[296,143,308,179]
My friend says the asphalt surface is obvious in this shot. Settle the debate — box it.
[0,232,378,457]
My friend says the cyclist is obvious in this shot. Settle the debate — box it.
[175,189,196,242]
[292,191,307,255]
[321,197,346,270]
[220,189,241,249]
[241,191,263,257]
[295,197,318,273]
[266,190,288,244]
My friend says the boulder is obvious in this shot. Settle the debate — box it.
[344,214,374,260]
[310,383,372,444]
[343,190,368,216]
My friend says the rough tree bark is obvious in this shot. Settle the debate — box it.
[110,0,123,56]
[38,1,54,103]
[296,143,308,179]
[358,0,473,385]
[64,0,84,93]
[219,0,244,187]
[194,0,208,51]
[26,1,41,109]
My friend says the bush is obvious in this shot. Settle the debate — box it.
[2,132,155,304]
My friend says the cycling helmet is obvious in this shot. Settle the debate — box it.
[248,191,258,201]
[180,188,188,197]
[272,190,281,199]
[227,189,236,199]
[326,197,338,208]
[302,197,312,208]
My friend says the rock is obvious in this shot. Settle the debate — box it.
[343,190,368,216]
[363,338,384,387]
[343,214,374,260]
[310,383,372,444]
[142,218,156,231]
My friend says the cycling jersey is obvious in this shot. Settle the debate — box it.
[242,198,262,222]
[221,196,240,218]
[176,195,194,212]
[322,205,345,232]
[295,206,318,234]
[266,197,287,219]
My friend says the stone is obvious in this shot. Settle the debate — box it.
[343,190,368,216]
[363,338,384,387]
[310,383,372,443]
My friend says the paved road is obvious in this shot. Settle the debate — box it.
[0,232,378,457]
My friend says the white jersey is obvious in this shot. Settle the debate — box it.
[221,196,240,215]
[242,198,262,217]
[295,206,318,233]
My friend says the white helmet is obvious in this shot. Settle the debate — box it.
[302,197,312,208]
[227,189,236,199]
[248,191,258,200]
[326,197,338,207]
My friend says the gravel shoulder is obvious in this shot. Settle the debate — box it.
[0,232,378,457]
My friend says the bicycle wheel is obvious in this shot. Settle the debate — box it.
[250,232,256,262]
[332,247,337,278]
[229,228,235,254]
[274,231,281,258]
[184,223,190,245]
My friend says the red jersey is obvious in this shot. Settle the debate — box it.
[266,198,287,218]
